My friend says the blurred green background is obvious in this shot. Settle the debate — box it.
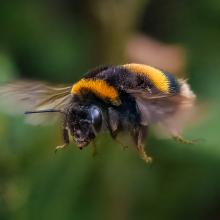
[0,1,220,220]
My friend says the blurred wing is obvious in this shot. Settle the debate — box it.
[129,90,178,125]
[0,80,72,125]
[127,83,196,136]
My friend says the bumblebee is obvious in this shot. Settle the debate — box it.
[0,64,196,163]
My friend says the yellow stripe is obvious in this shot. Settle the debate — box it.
[123,63,170,93]
[71,79,120,105]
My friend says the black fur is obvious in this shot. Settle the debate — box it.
[163,71,180,93]
[85,66,163,94]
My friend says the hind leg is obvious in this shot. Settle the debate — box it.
[132,126,152,163]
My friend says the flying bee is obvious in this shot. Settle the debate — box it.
[0,63,196,163]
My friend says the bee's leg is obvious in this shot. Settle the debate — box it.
[110,131,129,150]
[132,126,152,163]
[107,107,127,149]
[92,140,97,157]
[173,135,196,144]
[136,144,152,164]
[55,127,70,153]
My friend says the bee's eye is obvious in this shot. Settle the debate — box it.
[89,106,102,132]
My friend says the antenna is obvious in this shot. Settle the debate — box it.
[24,109,63,114]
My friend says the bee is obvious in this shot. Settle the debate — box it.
[0,64,196,163]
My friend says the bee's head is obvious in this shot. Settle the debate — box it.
[68,104,102,148]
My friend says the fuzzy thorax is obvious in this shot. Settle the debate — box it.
[71,78,121,105]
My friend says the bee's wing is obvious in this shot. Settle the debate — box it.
[0,80,72,125]
[127,83,196,136]
[126,89,176,124]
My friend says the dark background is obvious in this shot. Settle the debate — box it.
[0,0,220,219]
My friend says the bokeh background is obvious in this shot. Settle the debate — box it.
[0,1,220,220]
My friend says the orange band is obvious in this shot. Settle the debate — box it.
[123,63,170,93]
[71,79,120,105]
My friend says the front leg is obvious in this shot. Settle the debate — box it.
[132,126,152,163]
[55,126,70,153]
[107,109,128,150]
[110,129,129,150]
[107,107,126,149]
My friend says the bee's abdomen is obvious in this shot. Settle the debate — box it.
[122,63,180,94]
[90,64,180,95]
